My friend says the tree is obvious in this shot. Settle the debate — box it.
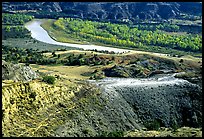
[52,51,57,57]
[179,59,184,63]
[5,26,11,32]
[78,54,84,59]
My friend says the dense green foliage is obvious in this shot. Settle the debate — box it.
[53,18,202,52]
[2,45,44,64]
[2,44,59,65]
[134,23,180,32]
[2,13,33,39]
[42,76,56,84]
[2,26,30,39]
[2,13,34,25]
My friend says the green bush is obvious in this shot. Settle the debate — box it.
[42,76,56,84]
[144,119,162,130]
[98,131,124,137]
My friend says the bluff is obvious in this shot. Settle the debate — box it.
[2,2,202,22]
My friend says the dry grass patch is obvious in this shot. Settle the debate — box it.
[31,64,96,80]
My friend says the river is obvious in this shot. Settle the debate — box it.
[25,19,132,53]
[25,19,170,56]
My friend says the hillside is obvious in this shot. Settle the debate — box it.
[2,61,202,137]
[2,2,202,23]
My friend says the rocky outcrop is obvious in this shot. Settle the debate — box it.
[52,76,202,136]
[2,60,38,81]
[93,77,202,129]
[103,65,147,78]
[2,2,202,22]
[2,74,202,137]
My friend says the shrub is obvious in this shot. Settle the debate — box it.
[82,128,93,135]
[144,119,162,130]
[42,76,55,84]
[179,59,184,63]
[78,54,84,59]
[98,131,124,137]
[25,63,30,66]
[107,131,124,137]
[52,51,57,57]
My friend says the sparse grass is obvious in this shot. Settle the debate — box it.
[30,64,97,80]
[3,17,202,137]
[170,19,202,26]
[175,72,196,79]
[2,77,103,137]
[124,127,202,137]
[2,37,79,52]
[160,30,187,36]
[29,48,201,81]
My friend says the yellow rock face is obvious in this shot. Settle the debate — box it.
[2,79,80,137]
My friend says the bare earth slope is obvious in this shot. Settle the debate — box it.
[2,2,202,22]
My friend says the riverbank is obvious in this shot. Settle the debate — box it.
[25,20,132,53]
[39,18,202,57]
[25,19,202,58]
